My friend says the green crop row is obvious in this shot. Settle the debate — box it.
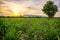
[0,18,60,40]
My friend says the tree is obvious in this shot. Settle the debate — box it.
[42,1,58,18]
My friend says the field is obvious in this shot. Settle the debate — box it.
[0,18,60,40]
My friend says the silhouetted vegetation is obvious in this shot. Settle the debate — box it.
[42,1,58,18]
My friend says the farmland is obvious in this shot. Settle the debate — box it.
[0,18,60,40]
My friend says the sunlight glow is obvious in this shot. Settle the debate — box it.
[4,1,28,16]
[10,4,27,16]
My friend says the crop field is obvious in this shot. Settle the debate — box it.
[0,18,60,40]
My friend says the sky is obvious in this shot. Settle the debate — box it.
[0,0,60,17]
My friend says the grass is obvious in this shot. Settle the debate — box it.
[0,18,60,40]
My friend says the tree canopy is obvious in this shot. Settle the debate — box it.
[42,1,58,18]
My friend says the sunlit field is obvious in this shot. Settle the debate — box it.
[0,18,60,40]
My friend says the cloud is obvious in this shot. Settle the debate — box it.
[0,0,60,17]
[0,6,14,16]
[51,0,60,8]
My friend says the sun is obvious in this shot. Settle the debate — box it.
[12,8,27,16]
[14,13,19,16]
[13,9,25,16]
[11,5,21,16]
[9,4,27,16]
[4,2,28,16]
[13,9,19,16]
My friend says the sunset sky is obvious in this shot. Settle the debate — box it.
[0,0,60,17]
